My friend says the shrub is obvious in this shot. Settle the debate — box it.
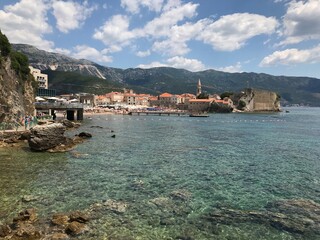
[238,100,246,109]
[0,30,11,57]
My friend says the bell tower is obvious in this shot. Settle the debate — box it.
[197,79,202,96]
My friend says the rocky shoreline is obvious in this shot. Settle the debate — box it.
[0,120,91,152]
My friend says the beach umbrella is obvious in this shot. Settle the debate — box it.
[47,97,60,100]
[35,96,46,102]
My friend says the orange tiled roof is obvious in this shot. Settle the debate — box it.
[159,92,173,98]
[149,97,158,101]
[189,99,213,103]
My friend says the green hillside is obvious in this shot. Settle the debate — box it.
[43,70,125,95]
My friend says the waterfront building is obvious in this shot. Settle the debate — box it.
[105,92,124,104]
[188,98,213,113]
[29,66,48,89]
[79,93,96,108]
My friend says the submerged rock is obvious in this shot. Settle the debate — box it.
[204,199,320,235]
[0,224,12,237]
[51,213,70,227]
[66,221,89,236]
[13,208,37,223]
[2,208,91,239]
[103,199,128,213]
[69,211,90,223]
[170,190,192,201]
[22,195,39,203]
[50,232,70,240]
[77,132,92,138]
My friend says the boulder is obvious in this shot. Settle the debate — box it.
[51,233,70,240]
[14,222,41,239]
[18,131,31,140]
[0,224,11,237]
[65,221,89,236]
[51,213,70,227]
[69,211,90,223]
[103,199,128,213]
[60,119,75,128]
[28,123,69,151]
[13,208,37,223]
[77,132,92,138]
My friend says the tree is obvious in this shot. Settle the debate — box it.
[197,92,209,99]
[220,91,233,99]
[238,100,246,110]
[10,51,30,80]
[0,30,11,57]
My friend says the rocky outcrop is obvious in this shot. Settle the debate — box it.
[28,123,69,151]
[0,130,31,147]
[27,122,92,152]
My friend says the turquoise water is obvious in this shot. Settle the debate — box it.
[1,107,320,239]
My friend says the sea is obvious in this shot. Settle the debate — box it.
[0,107,319,239]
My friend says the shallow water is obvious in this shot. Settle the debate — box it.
[1,107,320,239]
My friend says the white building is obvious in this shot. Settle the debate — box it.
[29,66,48,89]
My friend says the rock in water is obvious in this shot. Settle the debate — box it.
[28,123,68,151]
[77,132,92,138]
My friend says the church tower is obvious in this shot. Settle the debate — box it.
[197,79,202,96]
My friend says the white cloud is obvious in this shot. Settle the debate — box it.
[93,15,135,47]
[198,13,278,51]
[94,1,199,56]
[137,61,168,69]
[217,62,242,73]
[0,0,53,50]
[54,48,71,55]
[167,56,205,71]
[137,56,206,72]
[280,0,320,45]
[72,45,113,63]
[143,1,199,37]
[151,19,208,56]
[52,0,97,33]
[121,0,164,14]
[260,45,320,66]
[136,50,151,57]
[152,39,189,56]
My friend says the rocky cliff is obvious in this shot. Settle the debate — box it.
[0,31,36,124]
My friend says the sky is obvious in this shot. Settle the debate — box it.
[0,0,320,78]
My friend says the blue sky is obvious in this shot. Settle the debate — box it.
[1,0,320,78]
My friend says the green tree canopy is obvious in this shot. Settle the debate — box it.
[0,30,11,57]
[197,92,209,99]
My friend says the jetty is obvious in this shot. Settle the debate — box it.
[35,102,84,120]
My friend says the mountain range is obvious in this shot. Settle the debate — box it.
[12,44,320,106]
